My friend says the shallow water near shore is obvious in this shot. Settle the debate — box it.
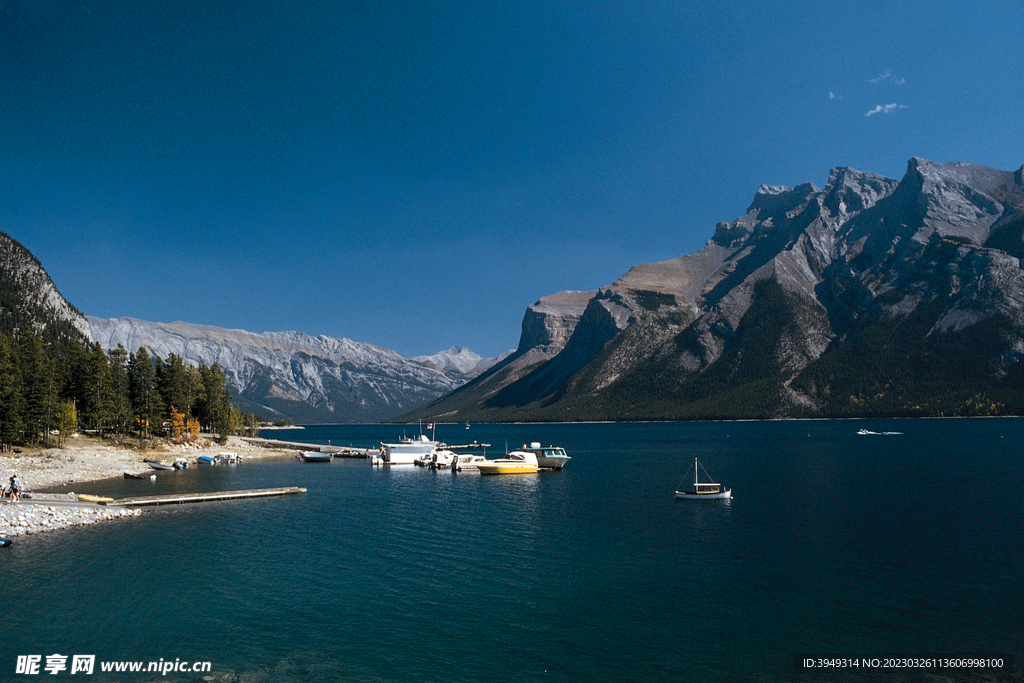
[2,419,1022,682]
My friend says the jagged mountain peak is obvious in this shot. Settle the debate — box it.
[406,157,1024,423]
[821,167,897,216]
[747,181,819,216]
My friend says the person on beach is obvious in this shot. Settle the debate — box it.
[9,475,20,502]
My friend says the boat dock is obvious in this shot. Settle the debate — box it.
[239,437,376,458]
[102,487,307,508]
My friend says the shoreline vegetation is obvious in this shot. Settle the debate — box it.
[0,433,291,540]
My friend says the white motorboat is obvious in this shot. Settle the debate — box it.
[428,451,488,470]
[674,457,732,500]
[857,428,903,435]
[381,434,439,464]
[476,451,539,475]
[517,442,571,470]
[424,449,457,469]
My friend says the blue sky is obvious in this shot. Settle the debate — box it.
[2,0,1021,359]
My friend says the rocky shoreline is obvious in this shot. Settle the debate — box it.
[0,435,291,541]
[1,499,142,538]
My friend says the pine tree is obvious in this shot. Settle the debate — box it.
[158,354,191,423]
[17,334,53,444]
[128,347,158,438]
[0,333,24,449]
[106,345,132,435]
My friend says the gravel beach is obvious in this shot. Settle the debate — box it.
[0,435,291,540]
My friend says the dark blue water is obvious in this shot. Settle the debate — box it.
[2,419,1022,682]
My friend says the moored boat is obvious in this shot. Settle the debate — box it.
[426,450,487,470]
[674,457,732,500]
[297,451,334,462]
[196,454,218,465]
[517,442,571,470]
[0,537,12,548]
[476,451,539,475]
[449,453,488,471]
[381,434,440,465]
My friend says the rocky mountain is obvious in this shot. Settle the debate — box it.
[407,158,1024,422]
[0,231,91,348]
[87,317,486,423]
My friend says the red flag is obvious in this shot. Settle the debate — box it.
[426,423,434,430]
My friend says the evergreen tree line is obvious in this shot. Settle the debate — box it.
[0,330,262,449]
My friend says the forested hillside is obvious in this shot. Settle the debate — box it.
[1,231,253,448]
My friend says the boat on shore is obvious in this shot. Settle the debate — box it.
[477,451,539,475]
[196,454,218,465]
[517,442,571,470]
[674,457,732,500]
[297,451,334,463]
[144,459,175,471]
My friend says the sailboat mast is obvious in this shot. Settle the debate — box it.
[694,457,698,487]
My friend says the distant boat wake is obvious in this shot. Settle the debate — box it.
[857,428,903,435]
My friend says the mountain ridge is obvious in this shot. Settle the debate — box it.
[87,316,498,423]
[405,157,1024,422]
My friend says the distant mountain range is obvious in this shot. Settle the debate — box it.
[87,318,501,423]
[2,230,502,423]
[406,158,1024,421]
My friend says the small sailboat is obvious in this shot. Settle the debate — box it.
[674,457,732,500]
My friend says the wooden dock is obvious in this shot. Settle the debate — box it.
[103,487,307,508]
[239,437,376,458]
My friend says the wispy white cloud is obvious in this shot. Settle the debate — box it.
[870,70,906,86]
[829,91,843,100]
[865,103,909,117]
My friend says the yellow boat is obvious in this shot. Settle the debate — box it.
[476,451,539,475]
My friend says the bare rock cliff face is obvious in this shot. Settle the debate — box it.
[0,231,91,344]
[408,158,1024,421]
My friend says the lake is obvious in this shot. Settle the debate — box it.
[1,419,1021,682]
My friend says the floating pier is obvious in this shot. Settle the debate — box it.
[103,487,307,508]
[240,437,339,453]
